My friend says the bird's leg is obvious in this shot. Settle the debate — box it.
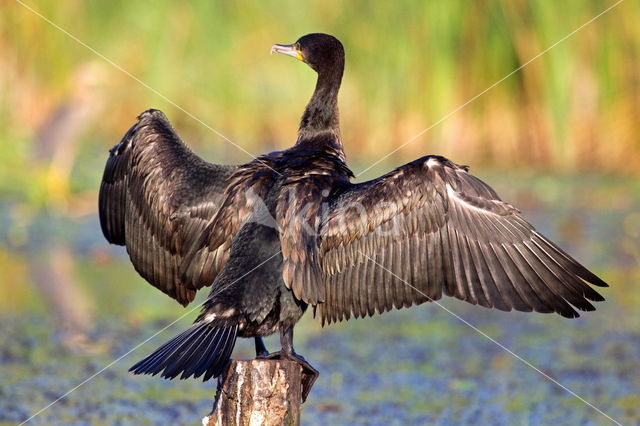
[282,327,319,402]
[254,337,269,358]
[258,327,318,402]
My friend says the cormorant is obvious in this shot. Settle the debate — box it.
[99,33,607,402]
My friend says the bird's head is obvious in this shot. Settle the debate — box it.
[271,33,344,75]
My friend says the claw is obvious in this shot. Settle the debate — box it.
[258,351,280,360]
[256,350,319,402]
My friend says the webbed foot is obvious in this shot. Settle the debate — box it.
[257,350,318,402]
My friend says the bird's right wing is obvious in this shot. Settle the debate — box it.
[316,155,607,324]
[99,109,237,306]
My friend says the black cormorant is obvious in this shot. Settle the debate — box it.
[99,33,607,402]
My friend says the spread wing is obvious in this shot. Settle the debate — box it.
[317,155,607,324]
[99,109,237,306]
[178,156,280,292]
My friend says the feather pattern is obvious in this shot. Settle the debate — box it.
[110,33,608,390]
[315,155,607,323]
[129,321,238,381]
[98,109,236,305]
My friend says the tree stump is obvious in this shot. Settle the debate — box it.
[204,359,302,426]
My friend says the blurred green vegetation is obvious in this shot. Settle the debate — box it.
[1,0,639,213]
[1,2,640,423]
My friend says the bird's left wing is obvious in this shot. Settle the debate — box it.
[99,110,237,305]
[316,155,607,324]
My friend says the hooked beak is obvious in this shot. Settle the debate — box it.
[270,43,304,62]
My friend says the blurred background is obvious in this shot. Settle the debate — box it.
[1,1,639,424]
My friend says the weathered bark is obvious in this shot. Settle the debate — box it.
[204,359,302,426]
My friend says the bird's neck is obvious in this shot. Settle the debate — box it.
[296,70,344,161]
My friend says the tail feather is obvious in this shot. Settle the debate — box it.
[163,326,219,379]
[130,322,238,381]
[178,327,219,379]
[184,326,227,379]
[204,326,237,381]
[134,326,200,373]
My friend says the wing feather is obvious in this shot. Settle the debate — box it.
[99,109,237,305]
[316,155,607,323]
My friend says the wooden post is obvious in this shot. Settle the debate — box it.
[204,359,302,426]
